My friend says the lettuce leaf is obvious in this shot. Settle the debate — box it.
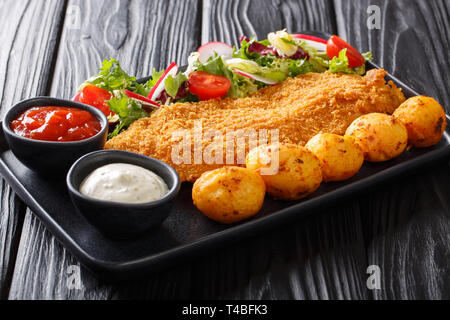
[165,73,188,98]
[232,72,259,98]
[107,96,149,138]
[288,58,316,77]
[362,51,373,61]
[329,49,351,73]
[232,39,323,81]
[226,58,261,74]
[328,49,366,75]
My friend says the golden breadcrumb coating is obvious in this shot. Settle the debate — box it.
[106,69,405,182]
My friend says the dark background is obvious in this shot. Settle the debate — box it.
[0,0,449,299]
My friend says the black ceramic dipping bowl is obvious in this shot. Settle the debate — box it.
[2,97,109,176]
[66,150,181,239]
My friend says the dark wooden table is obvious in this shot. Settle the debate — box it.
[0,0,448,300]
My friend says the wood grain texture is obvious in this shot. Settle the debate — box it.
[8,211,112,300]
[361,167,450,299]
[0,0,66,299]
[335,0,449,110]
[113,205,368,300]
[334,0,450,299]
[49,0,201,98]
[0,181,25,299]
[203,0,335,46]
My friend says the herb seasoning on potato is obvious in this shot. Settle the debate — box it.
[192,167,266,224]
[246,144,323,200]
[305,133,364,182]
[346,113,408,162]
[393,96,447,148]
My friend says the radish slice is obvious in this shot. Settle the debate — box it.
[125,90,160,108]
[233,69,278,85]
[197,41,233,63]
[226,58,260,66]
[72,92,81,102]
[301,39,327,52]
[292,34,327,52]
[292,34,327,44]
[147,62,178,101]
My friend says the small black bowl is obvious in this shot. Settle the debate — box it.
[66,150,181,239]
[2,97,109,176]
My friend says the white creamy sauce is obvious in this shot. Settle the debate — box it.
[80,163,169,204]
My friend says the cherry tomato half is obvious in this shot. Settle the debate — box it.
[76,84,115,117]
[188,71,231,101]
[326,35,365,68]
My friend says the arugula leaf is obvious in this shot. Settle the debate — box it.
[85,58,136,92]
[165,73,187,98]
[127,82,150,97]
[107,96,149,138]
[120,68,166,99]
[144,68,165,89]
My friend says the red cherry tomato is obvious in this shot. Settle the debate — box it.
[76,84,115,117]
[326,35,365,68]
[188,71,231,101]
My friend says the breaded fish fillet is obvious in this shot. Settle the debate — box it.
[106,69,405,182]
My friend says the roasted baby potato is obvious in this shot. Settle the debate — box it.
[345,113,408,162]
[305,133,364,182]
[192,166,266,224]
[246,143,322,200]
[393,96,447,148]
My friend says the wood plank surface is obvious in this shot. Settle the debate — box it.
[203,0,336,45]
[0,0,66,299]
[334,0,450,299]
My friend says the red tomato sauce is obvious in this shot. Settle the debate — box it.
[10,106,101,142]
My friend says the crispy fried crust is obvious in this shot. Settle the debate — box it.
[106,69,405,182]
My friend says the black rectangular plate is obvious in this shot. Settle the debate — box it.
[1,31,449,279]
